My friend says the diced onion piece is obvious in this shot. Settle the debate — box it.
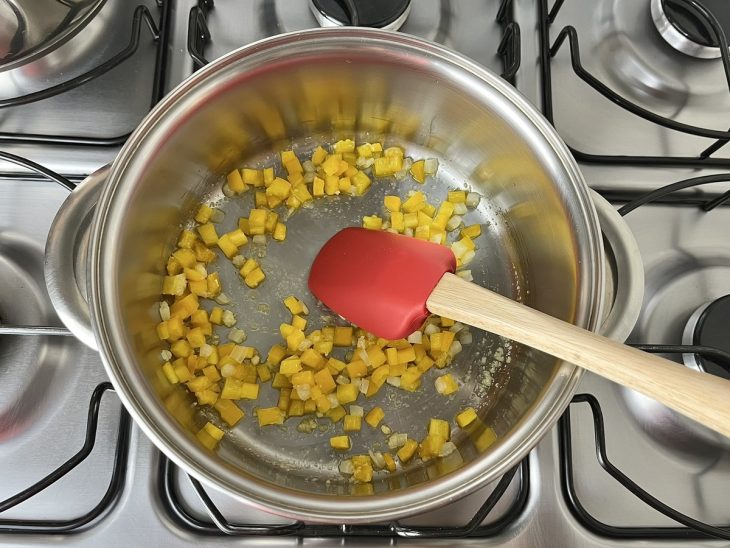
[298,338,313,351]
[381,425,392,435]
[350,378,362,390]
[386,376,401,387]
[159,301,170,321]
[304,172,315,183]
[456,269,473,282]
[453,203,468,215]
[339,459,354,475]
[295,384,311,400]
[424,323,440,336]
[439,441,457,457]
[228,328,246,343]
[349,405,364,417]
[336,375,350,385]
[210,208,225,223]
[222,310,236,327]
[459,331,473,345]
[404,228,414,237]
[448,340,463,357]
[328,393,340,407]
[407,331,422,344]
[424,158,439,175]
[251,355,260,365]
[252,234,267,245]
[222,183,234,197]
[446,215,462,232]
[461,249,475,265]
[302,160,315,173]
[160,349,172,361]
[466,192,481,208]
[359,378,369,395]
[449,322,464,333]
[221,363,237,378]
[369,450,386,469]
[232,255,246,268]
[388,433,408,449]
[199,344,213,357]
[215,292,231,305]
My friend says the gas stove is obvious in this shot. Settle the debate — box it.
[1,0,729,545]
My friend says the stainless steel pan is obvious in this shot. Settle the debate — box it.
[43,28,641,522]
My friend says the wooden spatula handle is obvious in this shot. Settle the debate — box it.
[427,273,730,439]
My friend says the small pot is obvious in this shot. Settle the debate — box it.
[44,29,642,522]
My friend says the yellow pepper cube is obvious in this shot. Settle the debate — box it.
[166,317,185,341]
[352,171,371,196]
[285,329,305,351]
[336,383,358,405]
[268,195,284,209]
[184,267,205,282]
[416,356,434,372]
[383,452,396,473]
[173,362,192,382]
[417,211,433,226]
[461,224,482,239]
[365,346,387,367]
[322,155,341,176]
[161,362,179,384]
[400,367,422,392]
[226,229,248,247]
[166,257,182,276]
[338,177,352,194]
[429,418,450,440]
[280,356,302,376]
[171,293,199,320]
[156,321,170,341]
[314,368,336,394]
[172,248,196,269]
[267,344,286,365]
[257,407,285,427]
[266,177,292,199]
[313,176,325,197]
[389,363,406,377]
[241,168,263,187]
[217,234,238,258]
[196,223,218,246]
[214,400,244,426]
[239,258,258,277]
[402,191,426,213]
[257,364,272,383]
[263,167,274,185]
[292,184,313,203]
[403,212,419,229]
[195,204,213,223]
[414,225,429,240]
[346,360,368,378]
[283,296,305,315]
[311,146,328,166]
[248,209,267,235]
[365,406,384,428]
[397,439,418,463]
[227,169,247,194]
[303,399,316,414]
[277,388,291,410]
[475,427,498,452]
[292,315,307,331]
[410,159,426,184]
[435,374,459,395]
[315,395,332,413]
[419,435,445,460]
[192,241,216,263]
[315,340,333,355]
[292,370,315,386]
[357,143,373,158]
[238,381,259,400]
[177,230,197,249]
[203,365,221,383]
[264,211,279,234]
[370,364,390,388]
[390,211,405,232]
[327,405,347,422]
[301,348,326,369]
[186,327,206,348]
[333,327,353,347]
[204,421,225,441]
[456,407,478,428]
[208,307,222,325]
[272,374,292,390]
[334,139,355,153]
[187,375,212,393]
[344,415,362,432]
[330,435,351,450]
[384,195,401,212]
[396,346,416,364]
[273,222,287,241]
[448,190,467,203]
[324,174,340,195]
[288,400,304,417]
[281,150,303,174]
[362,215,382,230]
[327,357,347,376]
[255,191,267,207]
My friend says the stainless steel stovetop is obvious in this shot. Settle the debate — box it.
[1,0,729,546]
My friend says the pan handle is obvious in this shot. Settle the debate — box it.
[590,190,645,342]
[44,164,110,350]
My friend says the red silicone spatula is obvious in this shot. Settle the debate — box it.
[309,227,730,439]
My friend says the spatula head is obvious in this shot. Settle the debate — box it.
[308,227,456,339]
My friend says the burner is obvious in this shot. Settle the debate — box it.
[309,0,411,30]
[682,295,730,374]
[651,0,730,59]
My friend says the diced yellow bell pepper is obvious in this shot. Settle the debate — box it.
[312,176,325,197]
[461,224,482,239]
[171,339,192,358]
[397,439,418,463]
[311,146,328,165]
[336,383,358,405]
[257,407,285,427]
[338,177,352,194]
[384,195,401,212]
[419,435,446,460]
[288,400,304,417]
[456,407,478,428]
[301,348,326,369]
[346,360,368,378]
[281,150,303,175]
[227,169,247,194]
[352,171,371,195]
[263,167,274,185]
[216,234,238,258]
[383,452,396,472]
[330,435,351,450]
[333,327,353,347]
[390,211,405,232]
[272,222,287,241]
[239,258,258,277]
[362,215,382,230]
[241,168,263,187]
[343,414,362,432]
[435,374,459,395]
[177,230,197,249]
[448,190,467,203]
[410,159,426,184]
[255,191,267,207]
[327,405,346,422]
[267,344,286,366]
[171,293,199,319]
[280,356,302,376]
[292,184,313,203]
[214,399,244,426]
[475,427,498,452]
[314,368,336,394]
[365,406,384,428]
[402,191,426,213]
[324,174,339,195]
[266,177,292,199]
[162,362,179,384]
[195,204,213,224]
[429,418,450,440]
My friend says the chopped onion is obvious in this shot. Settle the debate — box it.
[349,405,364,417]
[386,376,401,387]
[404,228,414,237]
[448,340,463,357]
[407,331,422,344]
[222,183,234,197]
[252,234,267,245]
[336,375,350,385]
[466,192,481,208]
[228,328,246,344]
[449,322,464,333]
[350,378,362,391]
[251,355,260,365]
[297,339,313,351]
[369,450,386,469]
[339,459,354,475]
[159,301,170,321]
[328,393,339,407]
[429,234,442,244]
[459,331,473,345]
[209,208,225,223]
[439,441,457,457]
[461,249,475,265]
[232,255,246,268]
[199,344,213,357]
[446,215,463,232]
[424,158,439,175]
[302,160,315,173]
[303,172,315,183]
[222,310,236,327]
[456,269,473,282]
[453,202,467,215]
[221,363,237,378]
[381,425,392,435]
[388,433,408,449]
[295,384,311,400]
[359,379,369,395]
[424,323,440,336]
[214,292,231,305]
[160,349,172,361]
